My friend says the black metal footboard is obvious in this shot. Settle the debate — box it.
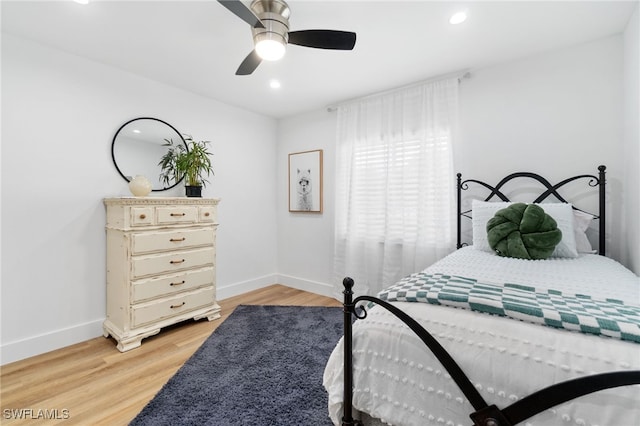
[341,277,640,426]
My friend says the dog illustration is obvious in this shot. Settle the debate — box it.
[296,168,313,211]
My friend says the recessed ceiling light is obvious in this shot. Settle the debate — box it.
[449,11,467,25]
[269,80,281,89]
[74,0,90,4]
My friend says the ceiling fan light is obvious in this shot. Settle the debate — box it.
[255,39,286,61]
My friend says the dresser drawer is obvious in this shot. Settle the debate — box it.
[199,206,216,223]
[131,267,214,303]
[131,287,215,327]
[157,206,198,224]
[131,207,154,226]
[131,247,214,278]
[131,228,214,254]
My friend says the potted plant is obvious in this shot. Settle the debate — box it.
[159,135,214,197]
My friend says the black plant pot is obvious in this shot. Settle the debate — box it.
[185,185,202,197]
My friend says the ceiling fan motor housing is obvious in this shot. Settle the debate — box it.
[250,0,290,49]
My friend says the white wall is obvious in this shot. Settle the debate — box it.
[458,35,625,261]
[623,5,639,273]
[275,111,336,297]
[276,34,635,298]
[0,34,278,364]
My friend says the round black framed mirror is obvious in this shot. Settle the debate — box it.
[111,117,187,191]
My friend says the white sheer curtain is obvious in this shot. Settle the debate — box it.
[333,77,459,296]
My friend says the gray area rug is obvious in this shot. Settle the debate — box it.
[130,305,343,426]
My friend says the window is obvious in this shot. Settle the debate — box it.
[334,78,459,295]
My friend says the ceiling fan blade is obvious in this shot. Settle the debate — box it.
[236,50,262,75]
[218,0,265,29]
[288,30,356,50]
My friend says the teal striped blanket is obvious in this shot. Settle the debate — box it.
[378,273,640,344]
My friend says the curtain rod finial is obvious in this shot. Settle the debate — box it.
[459,72,471,82]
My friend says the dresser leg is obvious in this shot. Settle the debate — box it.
[104,321,162,353]
[206,312,221,321]
[116,338,142,352]
[117,329,162,352]
[193,304,221,322]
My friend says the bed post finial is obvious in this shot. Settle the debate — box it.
[343,277,354,293]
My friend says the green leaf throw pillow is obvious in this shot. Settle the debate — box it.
[486,203,562,260]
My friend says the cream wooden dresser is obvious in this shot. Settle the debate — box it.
[103,197,220,352]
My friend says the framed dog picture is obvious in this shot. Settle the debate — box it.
[289,149,323,213]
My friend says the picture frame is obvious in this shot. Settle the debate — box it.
[288,149,323,213]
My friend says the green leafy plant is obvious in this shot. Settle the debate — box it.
[159,135,214,188]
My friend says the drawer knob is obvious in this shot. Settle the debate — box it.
[170,213,186,217]
[170,237,186,242]
[170,259,185,264]
[139,214,146,219]
[204,212,210,217]
[170,280,186,287]
[170,302,186,309]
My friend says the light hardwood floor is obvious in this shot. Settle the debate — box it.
[0,285,342,425]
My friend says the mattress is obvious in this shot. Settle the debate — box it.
[323,247,640,426]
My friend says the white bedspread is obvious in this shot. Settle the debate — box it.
[323,248,640,426]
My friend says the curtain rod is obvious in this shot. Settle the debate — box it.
[326,69,471,112]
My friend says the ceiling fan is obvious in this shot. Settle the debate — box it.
[218,0,357,75]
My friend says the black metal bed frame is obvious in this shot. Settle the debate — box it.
[456,165,607,255]
[341,165,640,426]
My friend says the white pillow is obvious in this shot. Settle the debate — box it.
[573,209,595,253]
[472,200,511,252]
[471,200,579,258]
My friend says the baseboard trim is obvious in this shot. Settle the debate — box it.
[218,274,335,300]
[217,274,279,300]
[275,274,336,299]
[1,319,104,366]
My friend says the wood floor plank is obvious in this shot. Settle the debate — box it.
[0,285,341,425]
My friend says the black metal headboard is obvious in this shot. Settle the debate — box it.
[457,165,606,256]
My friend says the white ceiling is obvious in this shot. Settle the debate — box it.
[2,1,637,119]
